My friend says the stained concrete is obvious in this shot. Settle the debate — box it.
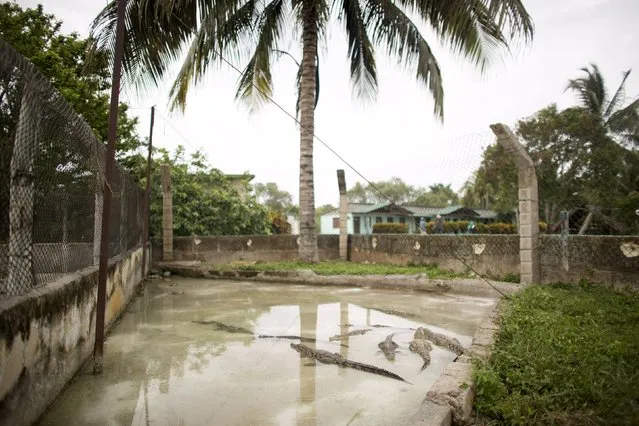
[37,278,497,426]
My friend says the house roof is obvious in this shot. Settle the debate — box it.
[322,203,498,219]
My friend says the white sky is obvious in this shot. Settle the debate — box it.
[20,0,639,206]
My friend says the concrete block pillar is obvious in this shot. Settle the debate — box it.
[161,164,173,262]
[336,170,348,261]
[490,123,540,284]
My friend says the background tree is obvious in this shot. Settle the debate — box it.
[347,182,369,203]
[89,0,534,261]
[0,3,145,243]
[412,183,459,207]
[144,147,270,237]
[253,182,296,214]
[566,64,639,148]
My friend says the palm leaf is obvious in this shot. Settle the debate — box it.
[168,0,258,111]
[88,0,198,95]
[235,0,287,109]
[607,98,639,147]
[394,0,531,70]
[336,0,378,100]
[604,69,632,120]
[362,0,444,119]
[566,64,606,117]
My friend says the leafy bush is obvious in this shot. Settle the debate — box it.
[423,221,547,234]
[474,283,639,425]
[372,223,409,234]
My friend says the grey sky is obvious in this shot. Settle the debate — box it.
[19,0,639,206]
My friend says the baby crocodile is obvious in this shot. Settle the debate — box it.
[409,338,432,371]
[290,343,411,384]
[329,328,372,341]
[378,333,399,361]
[192,320,253,335]
[414,327,465,356]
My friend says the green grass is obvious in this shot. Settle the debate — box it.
[473,282,639,425]
[217,260,464,278]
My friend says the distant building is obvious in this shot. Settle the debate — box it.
[287,215,300,234]
[225,173,255,201]
[320,202,498,235]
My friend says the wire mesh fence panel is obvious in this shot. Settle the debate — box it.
[0,39,144,298]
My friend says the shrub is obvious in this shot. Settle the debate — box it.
[372,223,408,234]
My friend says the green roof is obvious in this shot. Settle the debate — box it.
[321,203,497,219]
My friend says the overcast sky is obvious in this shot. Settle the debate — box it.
[17,0,639,206]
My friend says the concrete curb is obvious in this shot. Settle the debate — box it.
[419,302,502,425]
[156,262,524,298]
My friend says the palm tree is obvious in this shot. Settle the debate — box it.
[566,64,639,234]
[566,64,639,148]
[89,0,533,261]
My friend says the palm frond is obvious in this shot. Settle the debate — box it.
[566,64,607,117]
[336,0,378,101]
[168,0,258,111]
[604,69,632,119]
[362,0,444,119]
[393,0,531,71]
[88,0,198,96]
[235,0,287,109]
[607,98,639,147]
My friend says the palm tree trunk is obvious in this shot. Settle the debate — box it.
[297,0,319,262]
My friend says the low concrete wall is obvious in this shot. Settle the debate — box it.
[150,234,638,287]
[349,235,520,278]
[540,235,639,288]
[151,235,340,264]
[0,245,149,426]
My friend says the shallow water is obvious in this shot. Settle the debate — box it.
[38,278,496,426]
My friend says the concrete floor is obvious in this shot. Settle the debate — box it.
[38,278,497,426]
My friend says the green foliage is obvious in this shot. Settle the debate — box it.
[348,179,461,207]
[268,210,291,234]
[412,183,460,207]
[253,182,296,214]
[423,221,549,234]
[147,147,270,237]
[224,260,463,278]
[0,3,144,158]
[372,223,409,234]
[474,283,639,425]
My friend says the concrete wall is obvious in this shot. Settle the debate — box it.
[349,234,520,277]
[540,235,639,287]
[153,234,639,287]
[153,235,340,264]
[0,245,149,426]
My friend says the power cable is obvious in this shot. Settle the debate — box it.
[135,13,510,297]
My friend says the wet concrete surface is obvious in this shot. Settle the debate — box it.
[38,278,497,426]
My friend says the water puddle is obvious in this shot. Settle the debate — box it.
[38,279,496,426]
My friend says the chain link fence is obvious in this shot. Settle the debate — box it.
[0,39,143,298]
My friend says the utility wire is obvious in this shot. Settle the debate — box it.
[132,16,509,297]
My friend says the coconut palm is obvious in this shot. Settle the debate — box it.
[566,64,639,148]
[89,0,533,261]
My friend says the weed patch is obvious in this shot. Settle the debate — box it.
[474,282,639,425]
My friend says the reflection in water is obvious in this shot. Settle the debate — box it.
[297,303,317,425]
[38,279,497,426]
